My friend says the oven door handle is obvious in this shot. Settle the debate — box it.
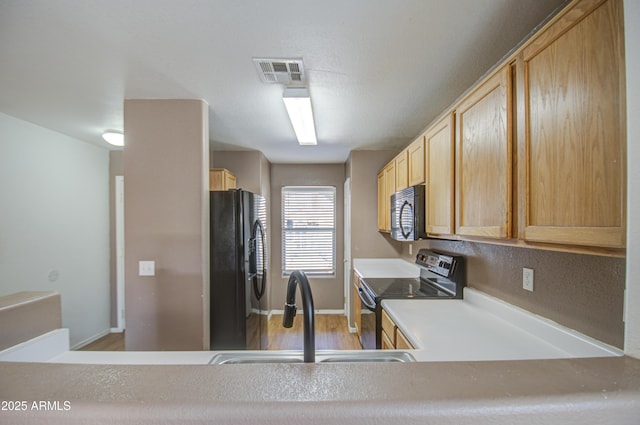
[357,287,376,311]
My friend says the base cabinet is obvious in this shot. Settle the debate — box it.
[352,274,362,340]
[395,328,413,350]
[381,309,414,350]
[381,328,394,350]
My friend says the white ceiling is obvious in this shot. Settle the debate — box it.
[0,0,566,163]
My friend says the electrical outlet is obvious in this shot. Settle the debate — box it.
[523,268,534,292]
[139,261,155,276]
[409,244,413,255]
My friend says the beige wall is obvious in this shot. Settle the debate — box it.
[345,150,403,327]
[399,239,625,349]
[269,164,345,311]
[124,99,209,351]
[212,150,270,197]
[346,150,403,259]
[0,113,110,348]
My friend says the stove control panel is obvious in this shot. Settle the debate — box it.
[415,249,456,278]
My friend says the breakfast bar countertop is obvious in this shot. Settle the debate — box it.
[1,356,640,424]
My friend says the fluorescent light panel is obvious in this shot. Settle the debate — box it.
[282,87,317,146]
[102,131,124,146]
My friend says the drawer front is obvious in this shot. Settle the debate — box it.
[381,309,396,347]
[381,329,395,350]
[396,328,414,349]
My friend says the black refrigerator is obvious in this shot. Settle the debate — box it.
[210,189,268,350]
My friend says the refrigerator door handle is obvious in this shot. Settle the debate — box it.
[251,220,267,300]
[248,237,257,280]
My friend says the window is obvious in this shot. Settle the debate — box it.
[282,186,336,277]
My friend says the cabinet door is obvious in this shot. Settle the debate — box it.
[381,330,394,350]
[224,172,236,190]
[209,168,237,191]
[209,169,222,191]
[381,309,396,349]
[518,0,625,248]
[455,66,512,238]
[384,162,396,232]
[395,151,409,191]
[395,329,414,350]
[425,112,455,235]
[377,171,386,231]
[352,276,362,338]
[408,136,425,186]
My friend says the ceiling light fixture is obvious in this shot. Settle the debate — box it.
[102,130,124,147]
[282,87,317,146]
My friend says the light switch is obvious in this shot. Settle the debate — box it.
[139,261,155,276]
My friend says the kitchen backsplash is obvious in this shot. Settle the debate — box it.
[400,240,625,349]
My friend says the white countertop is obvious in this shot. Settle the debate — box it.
[1,278,622,365]
[382,288,623,362]
[48,350,217,365]
[352,258,419,278]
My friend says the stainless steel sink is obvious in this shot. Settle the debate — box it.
[317,351,415,363]
[209,350,415,365]
[209,353,304,364]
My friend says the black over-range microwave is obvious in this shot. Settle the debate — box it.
[390,184,427,241]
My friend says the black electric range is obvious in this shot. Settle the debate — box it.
[360,276,454,298]
[356,249,465,349]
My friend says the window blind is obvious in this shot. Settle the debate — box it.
[281,186,336,276]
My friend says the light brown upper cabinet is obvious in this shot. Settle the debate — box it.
[384,162,396,231]
[209,168,237,191]
[377,170,386,231]
[455,66,512,239]
[517,0,626,248]
[377,161,396,232]
[373,0,626,254]
[425,112,455,235]
[395,150,409,191]
[408,135,425,186]
[393,136,423,192]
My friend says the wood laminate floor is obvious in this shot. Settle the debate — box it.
[267,314,361,351]
[80,332,125,351]
[80,314,361,351]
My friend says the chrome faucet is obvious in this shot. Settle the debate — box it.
[282,270,315,362]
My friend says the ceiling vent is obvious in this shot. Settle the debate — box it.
[253,58,306,84]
